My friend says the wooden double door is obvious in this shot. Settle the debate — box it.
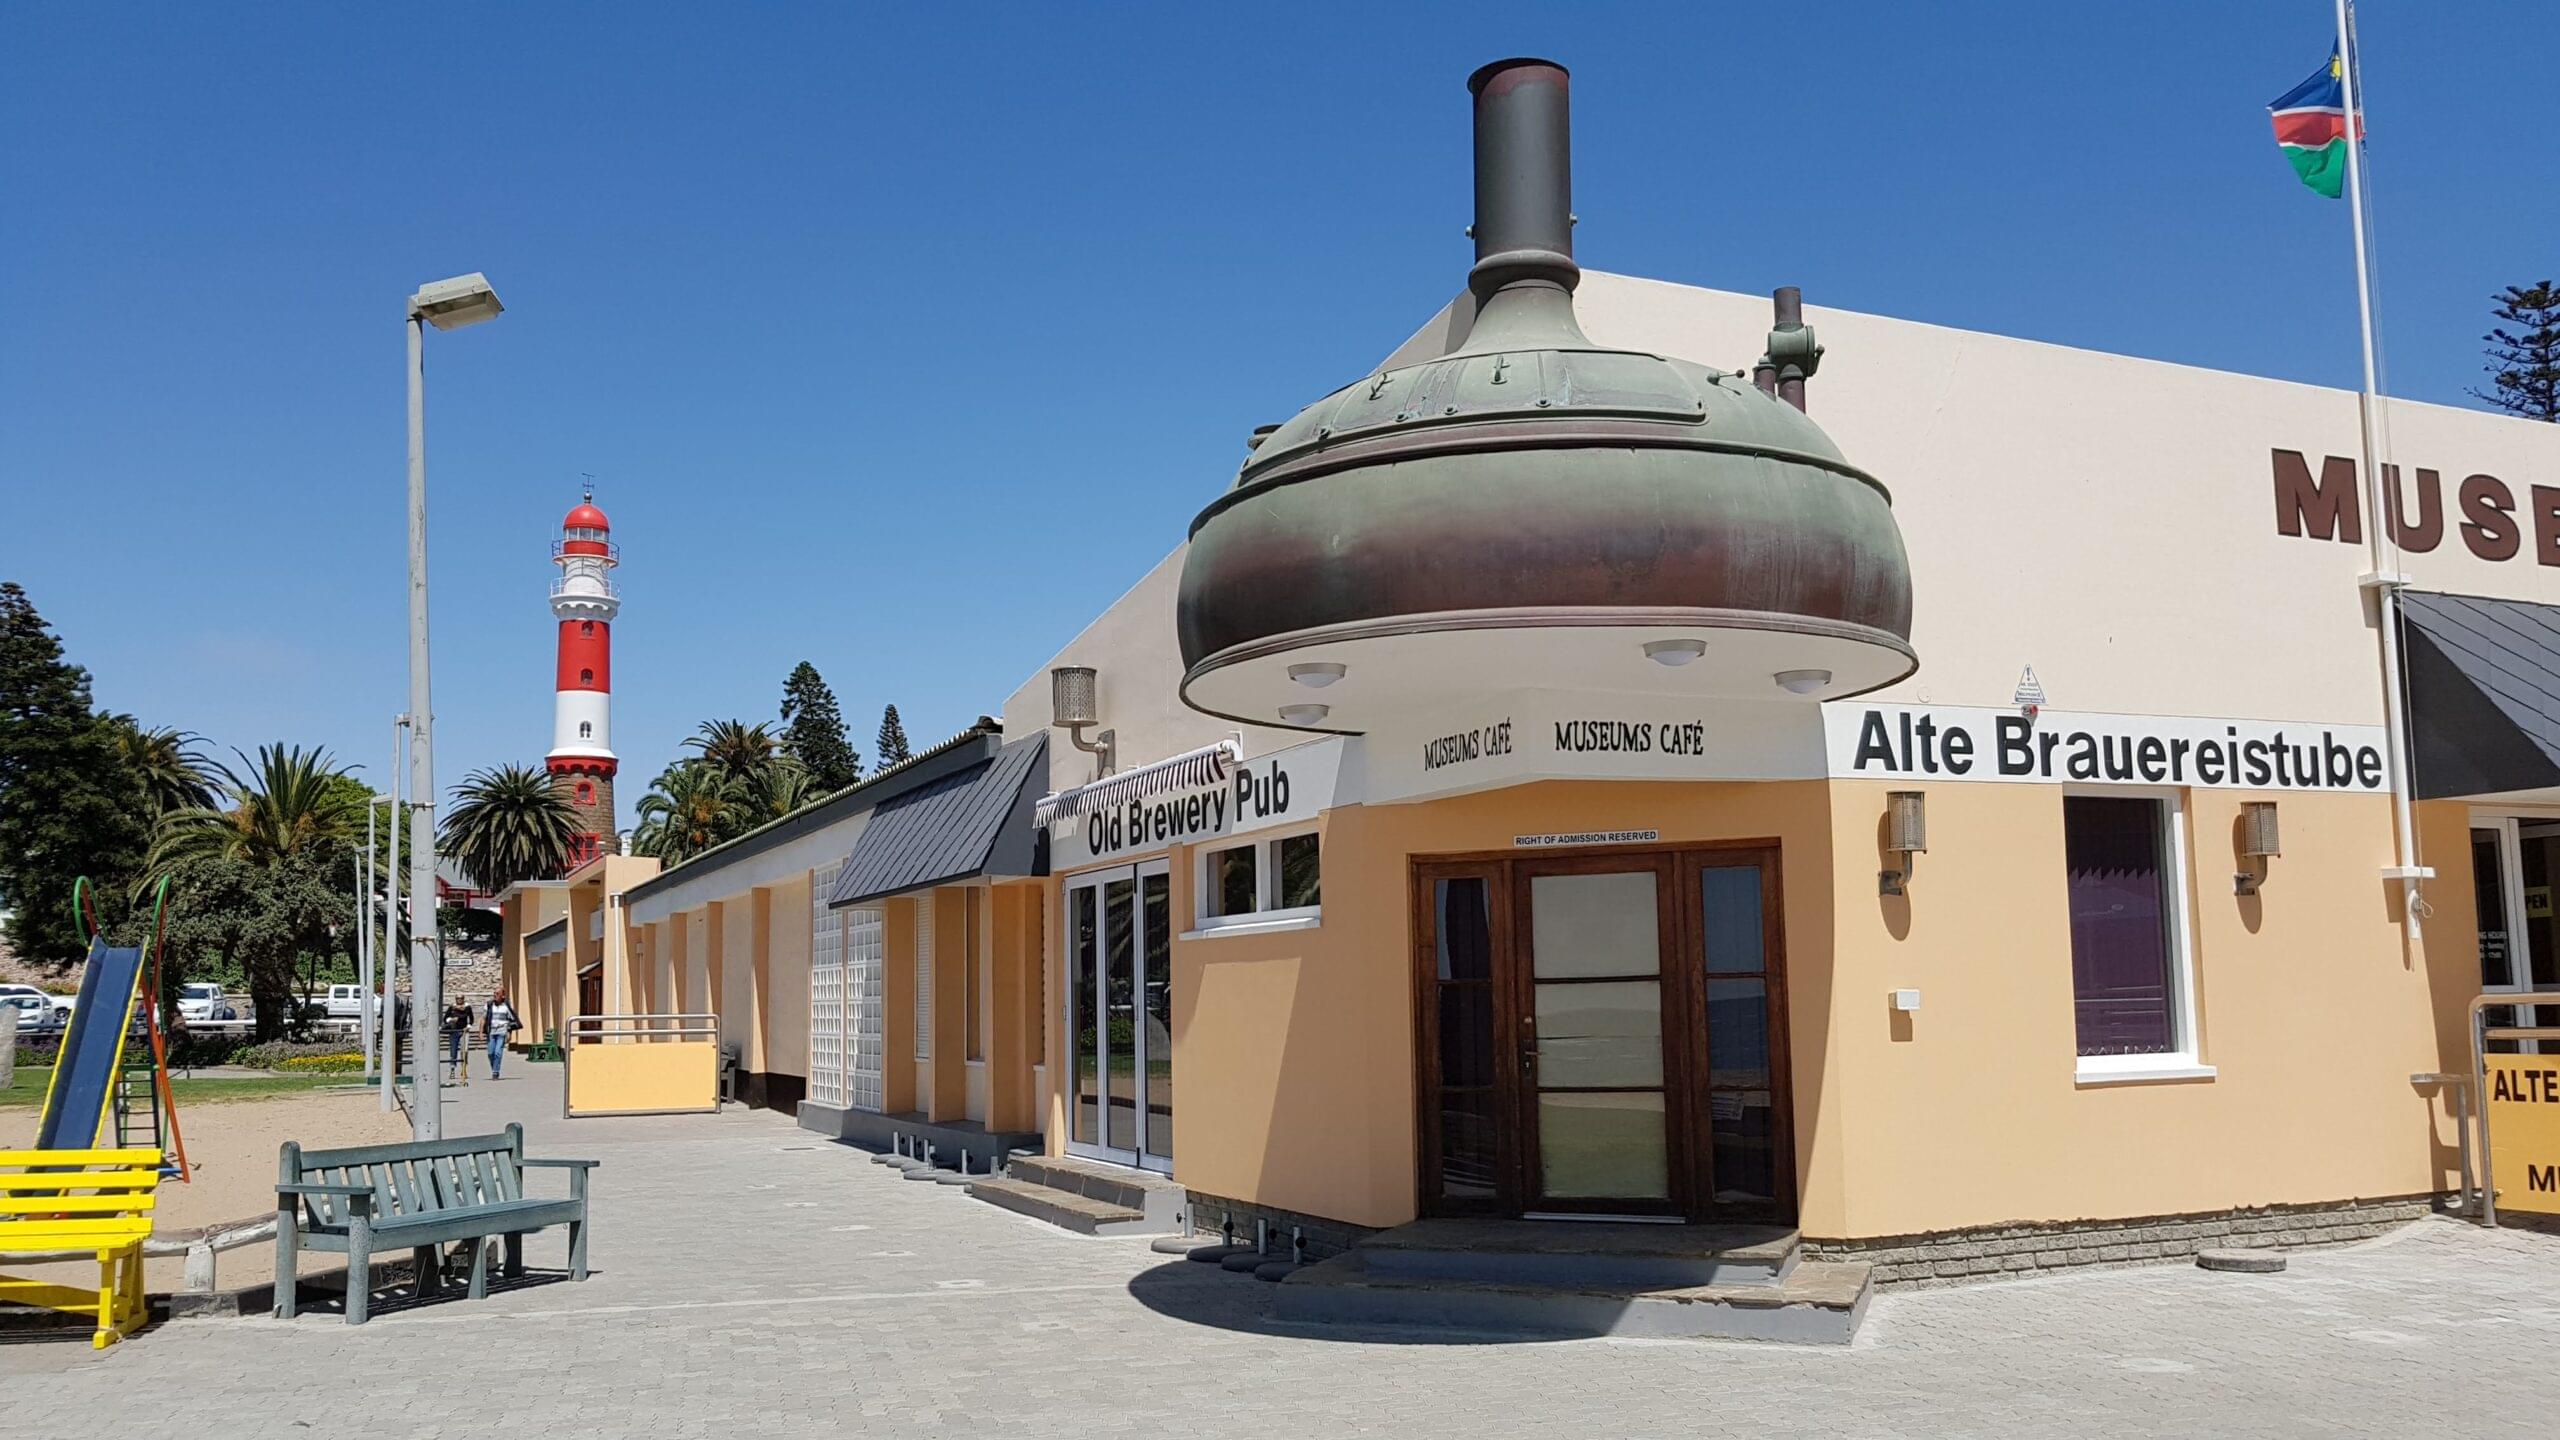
[1413,844,1794,1223]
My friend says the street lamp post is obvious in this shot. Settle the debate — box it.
[405,273,503,1140]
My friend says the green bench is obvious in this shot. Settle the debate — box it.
[275,1123,595,1324]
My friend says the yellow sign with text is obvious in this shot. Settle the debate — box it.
[2488,1056,2560,1216]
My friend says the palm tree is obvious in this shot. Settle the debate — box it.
[149,743,362,873]
[739,756,817,829]
[685,719,779,787]
[632,762,744,863]
[107,718,219,815]
[441,764,579,891]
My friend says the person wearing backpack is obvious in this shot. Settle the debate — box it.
[484,986,520,1080]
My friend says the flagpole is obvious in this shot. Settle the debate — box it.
[2333,0,2426,941]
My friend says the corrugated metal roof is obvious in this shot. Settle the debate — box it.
[2400,590,2560,799]
[621,718,1004,908]
[827,733,1048,907]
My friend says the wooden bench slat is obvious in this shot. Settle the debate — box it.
[0,1217,154,1244]
[0,1193,158,1216]
[0,1148,160,1167]
[0,1173,163,1193]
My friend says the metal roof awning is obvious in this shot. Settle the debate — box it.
[526,917,569,961]
[2400,590,2560,800]
[827,733,1048,908]
[1035,738,1240,825]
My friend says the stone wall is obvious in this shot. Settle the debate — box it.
[1806,1194,2448,1287]
[1182,1191,1377,1264]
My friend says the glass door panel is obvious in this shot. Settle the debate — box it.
[1141,869,1173,1168]
[1102,876,1137,1152]
[1522,866,1672,1208]
[1069,885,1099,1145]
[1691,856,1784,1213]
[1064,862,1172,1170]
[1418,868,1508,1211]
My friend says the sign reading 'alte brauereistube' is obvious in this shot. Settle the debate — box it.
[1824,705,2390,792]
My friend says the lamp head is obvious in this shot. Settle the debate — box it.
[409,272,505,331]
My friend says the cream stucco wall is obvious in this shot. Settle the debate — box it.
[1003,273,2559,789]
[765,875,811,1081]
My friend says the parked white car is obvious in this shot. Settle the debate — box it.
[324,984,368,1020]
[177,982,238,1023]
[0,984,69,1032]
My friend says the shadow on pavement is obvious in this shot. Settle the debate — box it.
[1124,1260,1559,1346]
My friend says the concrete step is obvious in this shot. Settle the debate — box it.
[965,1177,1157,1237]
[1273,1251,1872,1345]
[1007,1156,1183,1214]
[983,1155,1185,1234]
[1361,1218,1799,1290]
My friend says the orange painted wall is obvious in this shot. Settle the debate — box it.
[1044,778,2480,1240]
[1819,782,2473,1238]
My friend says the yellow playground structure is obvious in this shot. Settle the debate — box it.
[0,877,182,1346]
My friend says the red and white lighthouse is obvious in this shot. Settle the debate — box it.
[547,488,620,867]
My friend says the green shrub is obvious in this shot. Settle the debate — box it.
[166,1032,250,1069]
[232,1039,365,1072]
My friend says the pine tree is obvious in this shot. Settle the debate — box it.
[2472,281,2560,422]
[0,583,151,964]
[875,704,913,771]
[778,661,861,793]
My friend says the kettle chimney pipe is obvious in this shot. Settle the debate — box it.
[1774,287,1806,412]
[1466,58,1577,302]
[1766,285,1823,414]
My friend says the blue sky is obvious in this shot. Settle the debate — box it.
[3,3,2550,810]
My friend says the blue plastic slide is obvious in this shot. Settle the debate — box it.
[33,938,146,1151]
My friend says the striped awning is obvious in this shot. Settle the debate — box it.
[1036,738,1240,825]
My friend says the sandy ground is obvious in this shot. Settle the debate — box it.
[2,1084,411,1293]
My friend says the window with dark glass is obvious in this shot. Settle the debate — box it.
[1195,832,1320,927]
[2063,796,2180,1057]
[1277,833,1321,908]
[1205,844,1257,919]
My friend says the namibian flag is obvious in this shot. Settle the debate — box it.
[2268,53,2359,199]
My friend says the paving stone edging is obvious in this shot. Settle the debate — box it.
[1806,1194,2447,1286]
[1194,1191,2447,1285]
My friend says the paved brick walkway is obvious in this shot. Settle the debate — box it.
[6,1064,2555,1437]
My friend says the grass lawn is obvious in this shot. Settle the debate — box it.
[0,1066,355,1109]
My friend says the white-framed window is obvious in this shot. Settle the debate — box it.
[1191,827,1322,936]
[2062,789,2211,1083]
[847,904,885,1112]
[808,865,845,1109]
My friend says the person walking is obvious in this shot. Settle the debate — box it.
[483,986,519,1079]
[441,996,473,1085]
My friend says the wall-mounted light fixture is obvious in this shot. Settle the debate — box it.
[2235,800,2280,896]
[1643,638,1706,667]
[1880,790,1926,896]
[1774,668,1832,695]
[1050,665,1115,776]
[1287,662,1347,689]
[1277,702,1331,726]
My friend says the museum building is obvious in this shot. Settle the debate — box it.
[507,60,2560,1314]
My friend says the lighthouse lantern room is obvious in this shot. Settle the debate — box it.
[548,487,620,867]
